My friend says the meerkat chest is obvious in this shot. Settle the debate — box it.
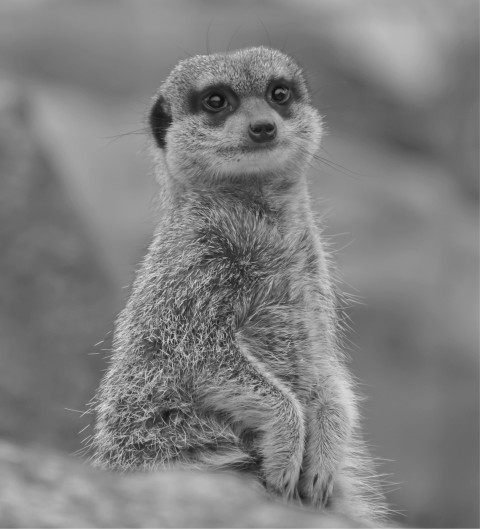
[193,210,326,394]
[195,208,316,294]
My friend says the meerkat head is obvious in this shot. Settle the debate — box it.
[149,47,323,184]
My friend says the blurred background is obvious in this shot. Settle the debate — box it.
[0,0,478,527]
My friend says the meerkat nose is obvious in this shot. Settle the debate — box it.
[248,120,277,143]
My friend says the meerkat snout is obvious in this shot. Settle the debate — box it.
[239,96,279,146]
[248,119,277,143]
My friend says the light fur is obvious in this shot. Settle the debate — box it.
[91,47,388,524]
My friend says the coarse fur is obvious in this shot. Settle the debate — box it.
[91,47,388,523]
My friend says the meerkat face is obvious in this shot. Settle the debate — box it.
[150,47,323,182]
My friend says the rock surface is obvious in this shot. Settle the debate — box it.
[0,441,358,528]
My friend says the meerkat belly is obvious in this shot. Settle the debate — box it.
[194,215,321,400]
[233,271,320,401]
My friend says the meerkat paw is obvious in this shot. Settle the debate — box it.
[264,455,303,500]
[299,467,334,508]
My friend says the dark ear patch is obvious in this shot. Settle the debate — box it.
[149,95,172,148]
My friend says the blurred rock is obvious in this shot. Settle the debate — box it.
[0,440,358,528]
[0,76,115,452]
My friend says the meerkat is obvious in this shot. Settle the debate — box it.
[92,46,387,523]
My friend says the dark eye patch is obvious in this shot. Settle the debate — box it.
[188,84,239,115]
[266,78,300,101]
[265,78,302,117]
[203,93,228,111]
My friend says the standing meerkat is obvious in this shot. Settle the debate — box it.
[92,46,387,523]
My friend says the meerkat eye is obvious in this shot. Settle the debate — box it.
[202,92,228,112]
[270,85,291,104]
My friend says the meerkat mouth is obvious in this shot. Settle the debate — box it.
[240,137,288,153]
[226,145,289,174]
[240,143,277,154]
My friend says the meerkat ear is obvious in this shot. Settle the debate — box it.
[149,94,172,149]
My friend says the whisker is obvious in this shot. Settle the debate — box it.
[255,13,272,48]
[206,17,214,55]
[319,145,368,178]
[175,44,194,59]
[226,24,244,54]
[99,128,148,149]
[280,34,289,53]
[333,238,357,254]
[289,138,368,180]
